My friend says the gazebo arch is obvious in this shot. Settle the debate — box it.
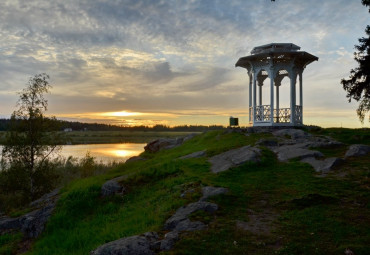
[236,43,318,126]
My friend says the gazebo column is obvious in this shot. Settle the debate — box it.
[249,73,252,123]
[253,73,257,124]
[258,83,262,106]
[290,71,297,125]
[270,71,274,124]
[299,72,303,123]
[276,82,280,123]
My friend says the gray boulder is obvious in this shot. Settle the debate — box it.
[90,232,159,255]
[209,146,261,173]
[1,189,58,238]
[256,138,278,147]
[307,136,343,148]
[125,156,146,163]
[164,201,218,231]
[0,205,55,238]
[144,138,183,153]
[272,131,343,150]
[171,219,206,232]
[21,204,55,238]
[179,150,206,159]
[344,144,370,158]
[30,188,60,208]
[101,178,126,197]
[273,129,311,140]
[183,133,198,142]
[200,186,228,202]
[0,217,21,232]
[301,157,343,173]
[274,146,324,161]
[160,231,179,251]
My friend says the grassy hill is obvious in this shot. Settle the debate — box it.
[1,128,369,255]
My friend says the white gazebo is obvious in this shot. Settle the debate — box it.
[236,43,318,126]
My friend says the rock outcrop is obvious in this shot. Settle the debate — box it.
[200,186,228,202]
[144,138,184,153]
[20,204,56,238]
[301,157,343,173]
[0,189,59,238]
[344,144,370,158]
[125,156,146,163]
[101,177,126,197]
[0,217,21,232]
[256,138,278,147]
[271,129,342,149]
[274,146,324,162]
[209,146,261,173]
[273,129,311,140]
[160,187,224,250]
[179,150,206,159]
[90,232,159,255]
[260,128,345,173]
[144,134,198,153]
[159,231,179,251]
[92,184,226,254]
[29,188,60,208]
[164,201,218,231]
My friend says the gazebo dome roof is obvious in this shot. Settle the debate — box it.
[235,43,318,70]
[251,43,300,54]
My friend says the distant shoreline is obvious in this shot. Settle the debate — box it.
[0,130,200,145]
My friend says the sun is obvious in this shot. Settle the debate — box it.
[99,111,143,117]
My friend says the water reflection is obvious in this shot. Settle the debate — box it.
[60,143,146,164]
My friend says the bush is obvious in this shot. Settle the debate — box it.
[0,153,115,213]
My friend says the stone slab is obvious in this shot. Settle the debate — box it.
[209,146,261,173]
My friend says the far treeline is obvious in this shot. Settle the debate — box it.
[0,118,224,132]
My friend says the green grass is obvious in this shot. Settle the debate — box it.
[307,127,370,145]
[309,145,348,158]
[0,232,23,255]
[5,129,368,255]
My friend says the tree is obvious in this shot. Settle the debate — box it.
[1,74,61,202]
[341,0,370,123]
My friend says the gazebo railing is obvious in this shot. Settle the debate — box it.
[250,105,302,124]
[294,105,302,124]
[275,108,291,123]
[255,105,271,122]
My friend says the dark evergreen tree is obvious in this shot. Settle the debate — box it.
[341,0,370,123]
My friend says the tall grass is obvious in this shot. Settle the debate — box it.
[0,153,119,214]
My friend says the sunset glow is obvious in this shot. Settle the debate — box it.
[99,111,144,117]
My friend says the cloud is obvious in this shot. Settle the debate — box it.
[0,0,369,127]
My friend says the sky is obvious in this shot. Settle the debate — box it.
[0,0,369,128]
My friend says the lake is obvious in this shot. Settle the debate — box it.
[0,143,146,164]
[60,143,146,163]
